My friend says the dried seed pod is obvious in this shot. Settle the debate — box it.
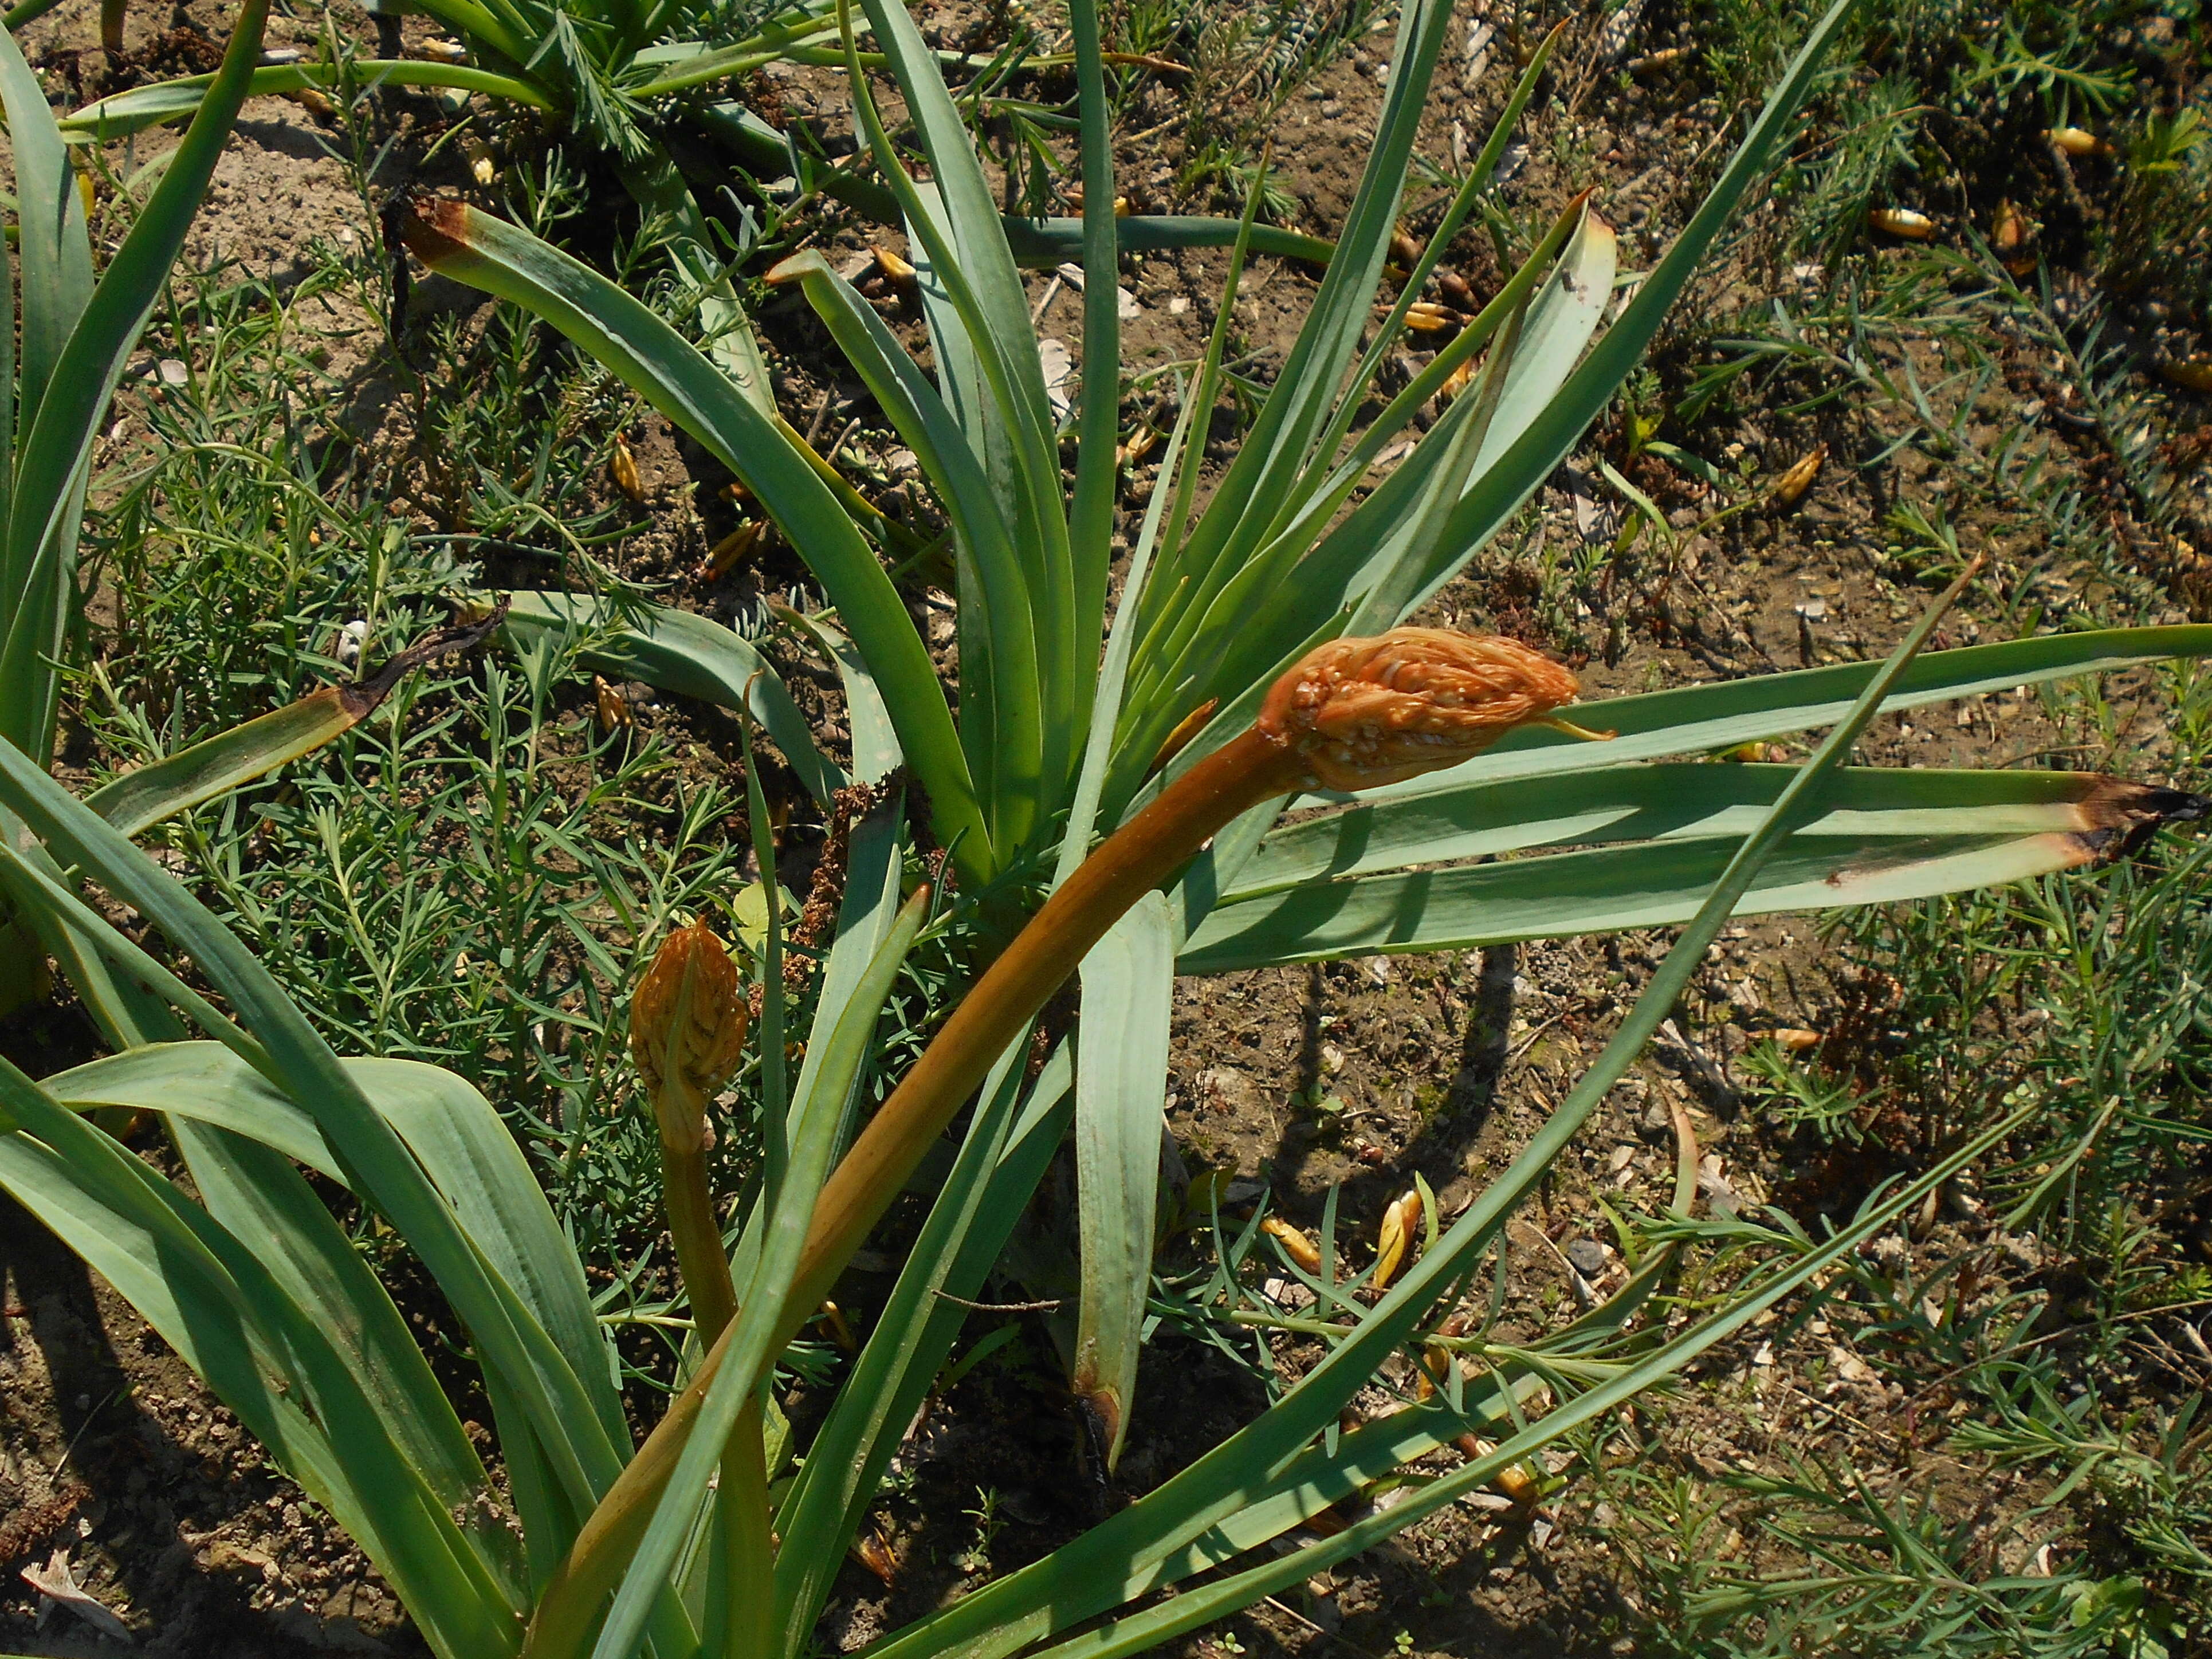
[2157,357,2212,394]
[1403,300,1455,333]
[873,245,917,287]
[1990,198,2033,274]
[1768,1028,1822,1052]
[1415,1311,1470,1401]
[1262,1216,1323,1274]
[851,1530,898,1586]
[1464,1437,1541,1506]
[706,521,763,579]
[1372,1188,1422,1289]
[2047,126,2112,158]
[630,922,749,1151]
[286,86,336,118]
[1436,269,1480,310]
[1115,425,1159,469]
[1867,207,1936,241]
[1259,628,1586,791]
[594,675,631,735]
[1771,443,1827,508]
[610,433,645,502]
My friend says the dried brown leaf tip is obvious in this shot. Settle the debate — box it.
[392,193,472,264]
[1259,628,1588,791]
[631,922,749,1149]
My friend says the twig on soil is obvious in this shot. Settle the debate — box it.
[930,1291,1065,1312]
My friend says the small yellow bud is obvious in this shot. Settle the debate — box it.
[1867,207,1936,241]
[1261,1216,1323,1274]
[2046,127,2112,158]
[872,245,917,286]
[594,675,630,734]
[610,434,645,503]
[1372,1188,1421,1290]
[705,521,763,579]
[1771,443,1826,508]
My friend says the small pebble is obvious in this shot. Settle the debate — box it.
[1564,1238,1608,1277]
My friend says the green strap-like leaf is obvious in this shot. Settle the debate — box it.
[45,1043,620,1435]
[1229,764,2167,895]
[846,0,1077,832]
[1063,0,1119,725]
[776,606,899,784]
[0,0,267,758]
[775,253,1042,845]
[1071,890,1174,1469]
[501,591,843,808]
[83,685,372,839]
[771,1040,1073,1659]
[0,26,92,453]
[0,1062,526,1658]
[1366,625,2212,803]
[404,205,987,878]
[58,60,557,142]
[856,559,1967,1659]
[172,1117,529,1609]
[1180,815,2163,973]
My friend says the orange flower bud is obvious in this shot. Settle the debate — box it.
[631,923,749,1150]
[1258,628,1584,790]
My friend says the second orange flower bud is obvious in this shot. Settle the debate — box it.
[631,922,749,1152]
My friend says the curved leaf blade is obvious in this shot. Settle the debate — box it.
[502,591,843,808]
[399,202,988,878]
[1072,890,1174,1468]
[1181,817,2173,973]
[1229,764,2174,895]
